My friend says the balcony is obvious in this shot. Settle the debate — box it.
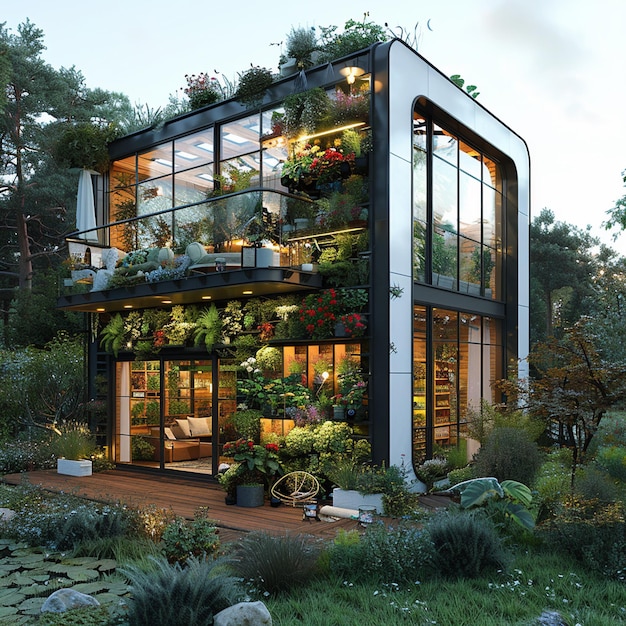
[59,188,368,313]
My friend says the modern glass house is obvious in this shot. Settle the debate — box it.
[58,38,529,483]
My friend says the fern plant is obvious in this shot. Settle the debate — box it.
[100,313,126,357]
[193,304,222,352]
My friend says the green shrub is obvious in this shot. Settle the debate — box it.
[328,522,432,584]
[122,555,242,626]
[595,445,626,482]
[533,456,572,522]
[575,465,620,503]
[226,531,320,595]
[447,464,476,486]
[161,508,220,565]
[131,436,155,461]
[426,510,510,579]
[230,408,262,442]
[536,500,626,580]
[473,427,543,485]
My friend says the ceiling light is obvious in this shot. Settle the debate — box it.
[96,308,105,312]
[123,305,133,309]
[339,65,365,84]
[196,142,214,153]
[201,295,212,300]
[153,158,173,167]
[175,150,198,160]
[242,290,253,295]
[223,133,248,145]
[161,299,172,304]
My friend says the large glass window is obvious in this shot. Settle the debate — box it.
[413,108,504,300]
[412,306,502,464]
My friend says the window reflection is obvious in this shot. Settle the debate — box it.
[412,107,505,301]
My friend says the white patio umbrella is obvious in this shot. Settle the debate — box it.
[76,169,98,240]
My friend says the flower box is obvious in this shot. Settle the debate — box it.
[331,488,383,514]
[57,459,93,477]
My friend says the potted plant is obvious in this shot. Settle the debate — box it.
[327,462,407,515]
[52,421,97,476]
[220,438,283,507]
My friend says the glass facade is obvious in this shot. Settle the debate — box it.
[412,106,507,464]
[413,306,502,463]
[413,112,503,300]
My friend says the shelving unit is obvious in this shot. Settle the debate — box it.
[412,359,455,455]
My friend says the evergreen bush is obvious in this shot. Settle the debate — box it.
[473,426,543,485]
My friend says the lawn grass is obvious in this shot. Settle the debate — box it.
[264,550,626,625]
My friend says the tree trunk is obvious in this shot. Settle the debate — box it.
[16,212,33,291]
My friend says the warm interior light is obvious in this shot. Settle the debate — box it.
[201,295,212,300]
[298,122,365,144]
[96,308,105,312]
[123,305,133,309]
[339,65,365,84]
[161,300,172,304]
[243,290,253,295]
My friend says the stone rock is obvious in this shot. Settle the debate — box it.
[41,588,100,613]
[213,601,272,626]
[0,508,15,522]
[537,610,569,626]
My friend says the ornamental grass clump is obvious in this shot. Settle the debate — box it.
[122,555,242,626]
[426,510,510,579]
[226,531,321,595]
[50,420,96,460]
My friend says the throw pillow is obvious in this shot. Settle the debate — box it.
[176,419,192,438]
[188,417,211,437]
[164,427,176,440]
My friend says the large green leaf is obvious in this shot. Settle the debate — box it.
[453,478,503,508]
[501,480,533,507]
[506,502,536,530]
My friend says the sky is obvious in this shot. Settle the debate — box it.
[3,0,625,250]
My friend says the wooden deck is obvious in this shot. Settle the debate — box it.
[1,468,450,544]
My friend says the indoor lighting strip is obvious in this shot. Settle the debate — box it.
[298,122,366,143]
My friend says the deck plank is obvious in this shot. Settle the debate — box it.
[1,469,359,542]
[2,469,450,544]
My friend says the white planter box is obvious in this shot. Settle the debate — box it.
[332,488,384,514]
[57,459,92,477]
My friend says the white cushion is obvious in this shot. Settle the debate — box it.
[188,417,211,437]
[164,427,176,440]
[176,419,192,438]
